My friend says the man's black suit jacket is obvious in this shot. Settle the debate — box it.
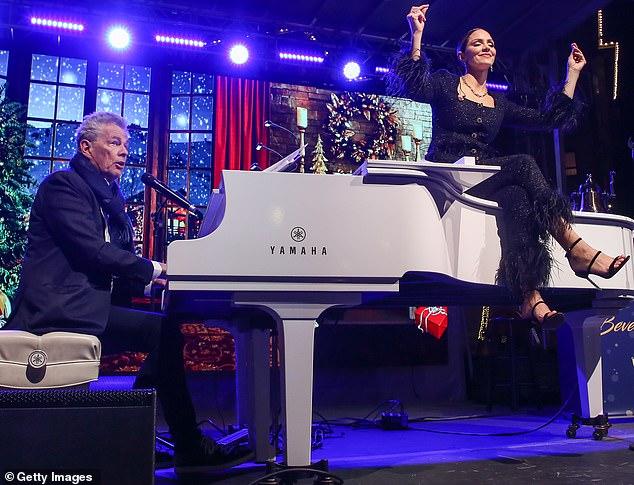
[7,167,155,335]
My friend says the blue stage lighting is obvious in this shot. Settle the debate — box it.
[229,44,249,65]
[31,17,84,31]
[279,52,324,64]
[155,35,206,48]
[375,66,390,74]
[343,61,361,80]
[485,82,509,92]
[106,26,132,50]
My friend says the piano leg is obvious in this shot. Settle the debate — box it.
[228,315,276,462]
[558,293,632,426]
[559,309,606,419]
[278,317,317,467]
[233,293,362,467]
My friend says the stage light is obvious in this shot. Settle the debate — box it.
[343,61,361,80]
[155,35,206,48]
[30,17,84,31]
[106,26,132,50]
[375,66,390,74]
[485,82,509,92]
[229,44,249,65]
[279,52,324,64]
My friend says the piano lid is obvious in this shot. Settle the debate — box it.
[363,158,500,193]
[263,145,306,173]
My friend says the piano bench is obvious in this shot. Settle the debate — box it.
[0,330,101,390]
[484,318,542,411]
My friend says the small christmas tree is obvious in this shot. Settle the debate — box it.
[0,86,33,324]
[310,134,329,174]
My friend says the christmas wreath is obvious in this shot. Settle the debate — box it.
[325,92,400,163]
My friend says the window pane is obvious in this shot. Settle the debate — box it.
[192,73,213,94]
[170,97,190,130]
[189,170,212,206]
[167,208,188,242]
[54,122,79,158]
[190,133,212,168]
[192,96,213,130]
[96,88,123,113]
[25,121,53,157]
[98,62,124,89]
[123,93,149,128]
[120,166,145,203]
[0,50,8,77]
[27,159,51,192]
[28,84,57,119]
[127,205,145,241]
[169,132,189,168]
[57,86,85,121]
[127,129,147,166]
[52,161,69,172]
[167,169,187,194]
[31,54,58,82]
[125,65,151,92]
[172,71,191,94]
[60,57,87,85]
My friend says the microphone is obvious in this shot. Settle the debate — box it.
[255,142,284,160]
[141,173,203,220]
[264,120,299,142]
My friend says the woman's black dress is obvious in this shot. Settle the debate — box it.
[391,55,581,296]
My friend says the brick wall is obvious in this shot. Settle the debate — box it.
[269,83,433,172]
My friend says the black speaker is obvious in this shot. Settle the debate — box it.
[0,389,156,485]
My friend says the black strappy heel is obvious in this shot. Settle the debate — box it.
[531,300,564,330]
[565,237,631,289]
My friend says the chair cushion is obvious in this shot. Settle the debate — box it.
[0,330,101,389]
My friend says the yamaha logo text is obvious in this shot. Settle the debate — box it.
[269,227,328,256]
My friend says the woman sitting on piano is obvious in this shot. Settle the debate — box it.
[389,4,630,327]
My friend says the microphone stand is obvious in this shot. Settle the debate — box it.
[148,197,168,310]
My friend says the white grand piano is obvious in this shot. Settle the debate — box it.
[166,159,634,467]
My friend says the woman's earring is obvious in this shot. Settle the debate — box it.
[490,65,494,72]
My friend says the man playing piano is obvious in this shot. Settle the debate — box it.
[4,111,252,473]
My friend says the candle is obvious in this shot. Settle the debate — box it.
[401,135,412,152]
[296,107,308,128]
[413,124,423,140]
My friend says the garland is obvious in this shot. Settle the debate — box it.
[325,92,400,163]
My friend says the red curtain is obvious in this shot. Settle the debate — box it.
[213,76,270,188]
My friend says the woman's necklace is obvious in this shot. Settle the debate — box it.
[460,76,488,98]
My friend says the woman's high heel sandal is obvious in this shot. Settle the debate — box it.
[566,237,631,289]
[531,301,564,330]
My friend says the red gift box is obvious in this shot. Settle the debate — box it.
[414,306,448,339]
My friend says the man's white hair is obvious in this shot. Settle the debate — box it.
[76,112,128,149]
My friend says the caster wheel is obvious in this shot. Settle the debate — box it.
[566,427,577,439]
[592,430,604,440]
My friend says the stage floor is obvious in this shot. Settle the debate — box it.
[94,375,634,484]
[152,408,634,484]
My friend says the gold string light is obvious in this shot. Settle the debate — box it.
[597,9,620,100]
[477,306,490,341]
